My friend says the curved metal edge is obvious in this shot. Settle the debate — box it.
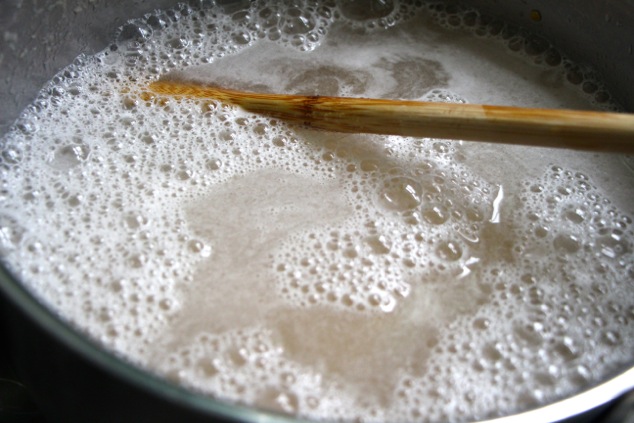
[2,254,633,423]
[0,262,308,423]
[480,368,634,423]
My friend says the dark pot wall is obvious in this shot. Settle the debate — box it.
[0,265,251,423]
[2,0,634,137]
[0,0,176,134]
[443,0,634,111]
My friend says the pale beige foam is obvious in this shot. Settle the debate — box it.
[0,2,632,422]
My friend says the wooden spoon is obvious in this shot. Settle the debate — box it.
[148,79,634,154]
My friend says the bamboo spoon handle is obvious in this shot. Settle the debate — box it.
[148,80,634,154]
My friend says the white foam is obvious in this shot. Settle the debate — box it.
[0,1,632,422]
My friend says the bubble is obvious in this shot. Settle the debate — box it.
[544,48,562,66]
[124,213,149,230]
[563,208,585,224]
[232,31,252,45]
[282,9,315,35]
[167,37,191,49]
[68,194,82,207]
[423,88,467,104]
[206,158,223,171]
[601,330,621,346]
[146,13,169,29]
[553,233,581,254]
[553,337,580,361]
[2,147,23,165]
[52,143,91,169]
[433,142,450,154]
[436,240,462,261]
[177,169,194,180]
[524,34,549,56]
[422,204,450,224]
[360,159,379,172]
[380,176,422,211]
[272,135,287,147]
[15,118,38,134]
[188,239,212,257]
[0,214,26,253]
[365,235,391,254]
[129,253,147,268]
[117,22,153,44]
[514,321,544,346]
[473,317,490,330]
[597,229,629,258]
[482,343,503,363]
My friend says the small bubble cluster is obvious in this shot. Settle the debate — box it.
[273,107,499,314]
[399,165,634,420]
[423,2,620,109]
[156,327,365,421]
[0,1,632,423]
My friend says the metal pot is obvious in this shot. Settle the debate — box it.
[0,1,633,422]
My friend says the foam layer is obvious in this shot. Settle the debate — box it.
[0,1,632,422]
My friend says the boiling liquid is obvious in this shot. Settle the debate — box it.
[1,2,633,422]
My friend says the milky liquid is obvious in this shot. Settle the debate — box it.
[1,2,633,422]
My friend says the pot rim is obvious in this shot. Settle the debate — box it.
[0,262,302,423]
[1,261,632,423]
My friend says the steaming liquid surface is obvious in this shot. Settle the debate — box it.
[1,2,633,422]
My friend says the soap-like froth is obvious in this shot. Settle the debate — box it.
[1,1,632,422]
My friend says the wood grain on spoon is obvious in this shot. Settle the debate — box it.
[148,79,634,154]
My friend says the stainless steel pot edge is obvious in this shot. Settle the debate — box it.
[2,259,633,422]
[481,369,634,423]
[0,262,304,423]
